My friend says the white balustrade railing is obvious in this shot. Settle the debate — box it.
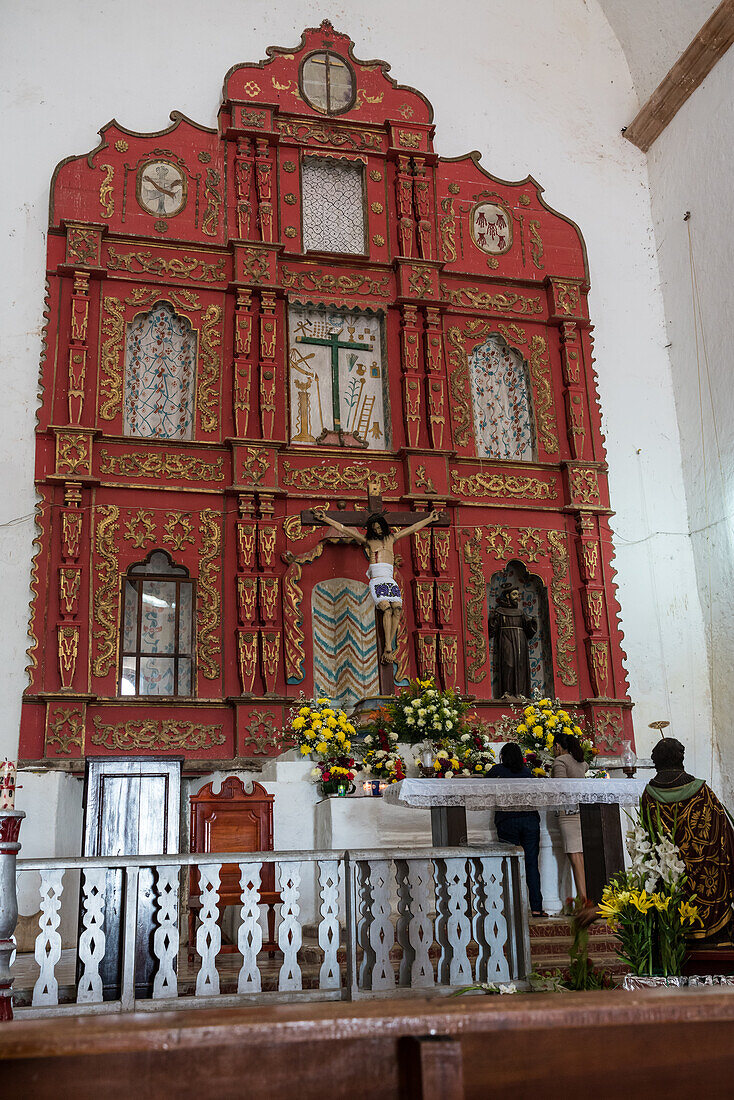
[10,845,530,1017]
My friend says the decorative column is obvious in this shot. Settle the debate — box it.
[560,321,587,460]
[68,271,90,424]
[57,480,85,692]
[233,289,256,437]
[395,155,415,258]
[424,307,446,450]
[400,305,423,448]
[0,809,24,1021]
[255,139,274,243]
[432,517,457,687]
[257,493,281,695]
[236,493,259,694]
[259,290,278,439]
[574,509,611,698]
[412,157,432,260]
[235,136,255,240]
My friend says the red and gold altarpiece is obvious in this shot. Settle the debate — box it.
[20,22,633,768]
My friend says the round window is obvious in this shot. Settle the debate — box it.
[300,51,356,115]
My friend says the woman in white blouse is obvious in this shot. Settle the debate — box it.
[551,731,588,901]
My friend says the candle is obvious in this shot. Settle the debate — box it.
[337,783,347,797]
[0,759,16,810]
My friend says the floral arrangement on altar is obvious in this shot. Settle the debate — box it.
[385,678,470,747]
[285,697,359,795]
[495,697,597,768]
[361,707,406,784]
[599,809,701,976]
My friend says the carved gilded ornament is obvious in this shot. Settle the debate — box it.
[237,576,258,624]
[517,528,545,563]
[414,579,434,624]
[283,562,305,683]
[435,580,454,625]
[99,297,125,420]
[283,515,311,543]
[237,631,258,693]
[66,226,100,267]
[281,461,397,493]
[57,624,79,689]
[92,505,120,680]
[282,161,297,173]
[240,446,271,484]
[450,470,555,500]
[432,528,451,573]
[237,522,256,570]
[261,630,281,691]
[197,304,222,433]
[258,524,277,569]
[411,528,432,574]
[583,589,605,634]
[201,167,222,237]
[107,246,227,283]
[282,266,390,297]
[115,140,129,153]
[99,164,115,217]
[123,509,156,549]
[398,130,421,149]
[90,717,225,752]
[162,512,195,552]
[413,465,436,494]
[56,433,91,476]
[100,450,224,481]
[59,567,82,616]
[446,327,472,447]
[594,709,624,752]
[590,640,610,696]
[259,576,280,622]
[46,706,84,755]
[570,467,601,506]
[24,498,47,690]
[407,266,434,298]
[581,541,599,582]
[197,509,222,680]
[240,107,266,128]
[239,247,271,284]
[555,281,582,316]
[528,219,544,270]
[547,529,578,687]
[438,634,458,685]
[241,710,282,755]
[462,528,488,683]
[372,234,385,247]
[440,284,543,315]
[275,119,383,152]
[61,510,83,561]
[485,525,512,560]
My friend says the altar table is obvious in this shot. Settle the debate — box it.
[383,778,647,901]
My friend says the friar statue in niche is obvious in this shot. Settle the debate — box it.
[312,506,440,663]
[489,583,537,698]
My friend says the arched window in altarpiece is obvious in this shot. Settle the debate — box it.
[469,334,536,461]
[123,301,197,441]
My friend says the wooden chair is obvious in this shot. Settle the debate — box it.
[187,777,281,957]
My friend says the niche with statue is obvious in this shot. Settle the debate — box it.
[487,560,554,699]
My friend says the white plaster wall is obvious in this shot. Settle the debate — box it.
[598,0,719,103]
[643,48,734,804]
[0,2,714,811]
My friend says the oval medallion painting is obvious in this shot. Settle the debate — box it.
[137,159,187,218]
[470,202,512,254]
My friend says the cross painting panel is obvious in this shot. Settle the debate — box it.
[288,305,388,449]
[469,334,535,460]
[487,560,553,698]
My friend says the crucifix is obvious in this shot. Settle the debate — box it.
[295,325,371,447]
[302,483,449,694]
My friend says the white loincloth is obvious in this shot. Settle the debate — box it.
[367,562,402,607]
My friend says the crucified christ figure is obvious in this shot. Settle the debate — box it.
[311,505,440,663]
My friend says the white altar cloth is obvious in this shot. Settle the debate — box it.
[382,777,647,812]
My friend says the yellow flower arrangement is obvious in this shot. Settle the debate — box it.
[500,697,597,766]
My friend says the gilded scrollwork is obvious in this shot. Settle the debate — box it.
[240,446,270,484]
[275,119,383,152]
[283,560,305,683]
[197,508,222,680]
[201,167,222,237]
[241,710,282,755]
[547,529,578,687]
[517,528,545,563]
[46,706,85,755]
[24,497,46,691]
[162,512,195,552]
[99,297,125,420]
[450,470,555,499]
[446,327,472,448]
[90,716,225,751]
[198,304,222,432]
[92,504,120,679]
[462,528,488,683]
[485,524,512,560]
[282,266,390,297]
[99,164,115,217]
[123,509,156,548]
[528,220,544,270]
[100,449,224,481]
[107,246,227,283]
[281,462,398,493]
[283,515,311,543]
[440,285,543,315]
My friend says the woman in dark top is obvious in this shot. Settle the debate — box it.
[488,743,546,917]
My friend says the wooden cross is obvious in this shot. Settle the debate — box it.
[300,482,449,532]
[301,483,449,695]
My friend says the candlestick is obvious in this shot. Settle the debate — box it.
[0,761,16,811]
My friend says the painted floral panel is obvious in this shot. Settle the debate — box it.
[469,336,535,460]
[123,302,196,440]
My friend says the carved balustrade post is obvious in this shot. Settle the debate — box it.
[395,155,415,257]
[412,157,432,260]
[0,811,25,1021]
[233,289,256,437]
[400,304,423,448]
[424,306,446,450]
[255,138,274,243]
[235,136,254,240]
